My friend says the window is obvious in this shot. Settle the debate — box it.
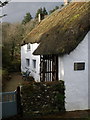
[32,60,36,69]
[74,62,85,71]
[27,44,30,51]
[26,59,30,66]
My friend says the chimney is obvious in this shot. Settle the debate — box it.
[38,13,41,23]
[64,0,68,5]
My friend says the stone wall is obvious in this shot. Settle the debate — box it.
[21,81,65,116]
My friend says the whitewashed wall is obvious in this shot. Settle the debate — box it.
[88,31,90,109]
[21,43,40,82]
[58,31,90,111]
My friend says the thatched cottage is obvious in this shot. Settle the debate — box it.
[21,1,90,111]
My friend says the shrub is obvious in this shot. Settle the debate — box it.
[2,69,11,90]
[8,60,21,72]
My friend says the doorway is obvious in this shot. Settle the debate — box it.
[40,55,58,82]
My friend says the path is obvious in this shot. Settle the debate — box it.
[3,73,23,92]
[2,110,90,120]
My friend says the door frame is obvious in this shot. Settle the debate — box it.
[40,55,58,82]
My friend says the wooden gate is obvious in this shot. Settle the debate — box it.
[40,55,58,82]
[0,91,17,118]
[0,86,22,118]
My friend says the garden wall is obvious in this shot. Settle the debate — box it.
[21,81,65,116]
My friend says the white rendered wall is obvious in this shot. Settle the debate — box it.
[21,43,40,82]
[88,31,90,109]
[21,44,29,72]
[58,31,89,111]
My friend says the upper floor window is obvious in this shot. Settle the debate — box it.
[74,62,85,71]
[27,43,30,51]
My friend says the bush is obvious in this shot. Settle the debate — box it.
[2,69,9,80]
[8,60,21,72]
[22,12,32,24]
[2,69,11,89]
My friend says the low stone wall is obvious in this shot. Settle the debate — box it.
[21,81,65,116]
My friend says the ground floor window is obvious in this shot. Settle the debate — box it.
[26,59,30,66]
[74,62,85,71]
[32,59,36,69]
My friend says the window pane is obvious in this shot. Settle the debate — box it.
[74,62,85,71]
[27,44,30,51]
[26,59,30,66]
[33,60,36,69]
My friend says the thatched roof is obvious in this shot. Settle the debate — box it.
[24,2,90,55]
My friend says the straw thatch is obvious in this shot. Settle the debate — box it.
[23,2,90,55]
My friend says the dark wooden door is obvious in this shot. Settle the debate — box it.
[40,55,58,82]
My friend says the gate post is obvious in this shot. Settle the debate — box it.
[16,86,23,116]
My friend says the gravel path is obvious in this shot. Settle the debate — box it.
[3,72,23,92]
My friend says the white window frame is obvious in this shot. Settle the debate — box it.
[26,58,30,67]
[32,59,36,69]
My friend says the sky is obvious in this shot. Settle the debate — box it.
[1,0,86,23]
[1,1,63,23]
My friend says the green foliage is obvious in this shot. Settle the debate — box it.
[2,20,38,73]
[2,45,11,69]
[22,12,32,24]
[49,6,59,14]
[2,69,8,78]
[8,60,21,72]
[54,80,65,92]
[2,40,20,72]
[2,43,21,72]
[2,69,11,89]
[35,8,43,18]
[43,7,48,16]
[61,4,64,7]
[2,23,23,72]
[35,7,48,18]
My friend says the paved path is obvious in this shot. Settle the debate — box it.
[3,73,23,92]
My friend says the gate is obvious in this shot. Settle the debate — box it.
[0,86,22,118]
[0,91,17,118]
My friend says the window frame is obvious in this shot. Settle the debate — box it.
[26,58,30,67]
[74,62,85,71]
[32,59,36,69]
